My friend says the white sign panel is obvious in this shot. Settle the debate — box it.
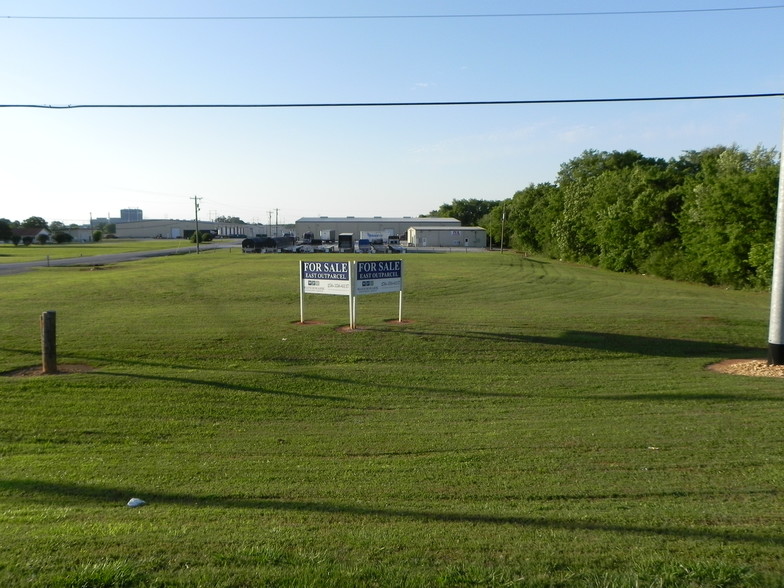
[301,261,352,296]
[354,260,403,296]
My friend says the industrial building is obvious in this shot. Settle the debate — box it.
[406,226,488,248]
[114,219,268,239]
[294,217,461,243]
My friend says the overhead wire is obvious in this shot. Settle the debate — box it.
[2,5,784,20]
[1,93,783,110]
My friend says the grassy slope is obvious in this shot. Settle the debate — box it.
[0,251,782,587]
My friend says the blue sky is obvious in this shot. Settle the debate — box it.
[1,0,782,226]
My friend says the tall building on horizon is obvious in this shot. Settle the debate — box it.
[120,208,143,223]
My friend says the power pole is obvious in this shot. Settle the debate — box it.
[500,203,506,254]
[275,208,279,238]
[768,138,784,364]
[192,195,202,254]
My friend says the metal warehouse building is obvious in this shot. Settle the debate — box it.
[115,220,267,239]
[294,216,461,241]
[406,226,487,248]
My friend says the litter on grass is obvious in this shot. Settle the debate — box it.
[127,498,147,508]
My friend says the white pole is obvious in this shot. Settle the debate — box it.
[398,260,404,321]
[768,122,784,364]
[299,261,305,323]
[350,261,356,329]
[500,203,506,254]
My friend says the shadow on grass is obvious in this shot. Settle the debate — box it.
[0,347,524,399]
[385,330,764,360]
[2,478,781,547]
[91,370,351,402]
[586,392,784,402]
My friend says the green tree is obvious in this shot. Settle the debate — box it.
[427,198,501,226]
[557,149,649,185]
[92,230,103,242]
[0,219,12,242]
[53,232,74,244]
[190,231,213,243]
[36,233,49,245]
[506,183,561,255]
[215,216,246,224]
[679,145,778,287]
[22,216,48,229]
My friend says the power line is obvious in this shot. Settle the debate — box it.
[1,93,783,110]
[3,5,784,20]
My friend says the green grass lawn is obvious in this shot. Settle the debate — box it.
[0,238,196,263]
[1,251,782,587]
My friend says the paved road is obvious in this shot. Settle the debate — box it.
[0,242,231,276]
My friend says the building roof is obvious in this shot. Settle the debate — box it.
[295,216,459,224]
[409,226,486,231]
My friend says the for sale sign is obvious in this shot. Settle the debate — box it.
[354,260,403,296]
[301,261,351,295]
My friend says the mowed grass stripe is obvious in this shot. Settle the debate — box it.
[0,249,782,587]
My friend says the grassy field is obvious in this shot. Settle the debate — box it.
[1,250,782,587]
[0,239,196,263]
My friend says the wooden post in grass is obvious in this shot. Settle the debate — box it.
[40,311,57,374]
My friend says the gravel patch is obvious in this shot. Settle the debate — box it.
[707,359,784,378]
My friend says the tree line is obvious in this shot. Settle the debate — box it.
[0,216,112,244]
[427,145,779,289]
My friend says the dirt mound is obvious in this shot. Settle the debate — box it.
[1,364,94,377]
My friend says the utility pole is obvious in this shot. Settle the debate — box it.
[768,135,784,364]
[500,203,506,254]
[275,208,279,238]
[192,195,202,254]
[267,210,273,238]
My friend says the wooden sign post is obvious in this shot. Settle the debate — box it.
[40,311,57,374]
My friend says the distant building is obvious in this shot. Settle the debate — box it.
[114,219,267,239]
[406,226,487,248]
[294,217,461,243]
[11,227,50,243]
[120,208,143,223]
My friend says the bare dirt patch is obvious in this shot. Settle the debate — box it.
[707,359,784,378]
[385,319,415,325]
[336,325,366,333]
[294,320,326,325]
[1,364,95,377]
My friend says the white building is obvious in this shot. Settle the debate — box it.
[406,226,487,248]
[114,220,267,239]
[294,217,461,242]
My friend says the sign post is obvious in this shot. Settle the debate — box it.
[40,310,57,374]
[299,260,353,325]
[353,260,404,324]
[298,259,404,328]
